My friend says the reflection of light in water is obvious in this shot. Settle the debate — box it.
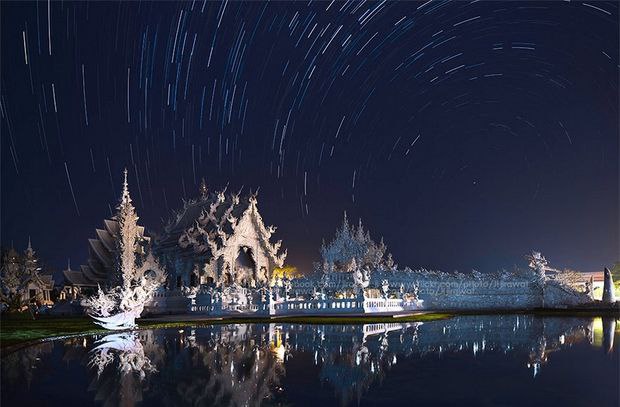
[593,318,604,348]
[272,344,286,362]
[590,317,618,352]
[270,327,286,363]
[591,317,619,351]
[527,362,540,378]
[39,316,610,406]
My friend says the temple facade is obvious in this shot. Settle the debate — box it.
[155,180,287,291]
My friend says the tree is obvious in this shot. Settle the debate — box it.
[610,262,620,290]
[0,241,44,313]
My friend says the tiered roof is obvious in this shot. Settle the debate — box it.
[64,171,149,288]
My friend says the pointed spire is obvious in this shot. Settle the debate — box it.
[199,177,208,199]
[25,236,35,257]
[24,237,37,266]
[356,218,366,240]
[120,168,132,205]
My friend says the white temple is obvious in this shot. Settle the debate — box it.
[184,213,423,316]
[156,179,287,290]
[66,176,597,321]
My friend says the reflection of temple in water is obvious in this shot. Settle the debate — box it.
[1,341,54,388]
[155,325,284,406]
[96,316,617,406]
[1,316,617,407]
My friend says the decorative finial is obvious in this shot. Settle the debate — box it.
[199,177,208,199]
[120,168,132,205]
[25,236,35,256]
[342,211,349,230]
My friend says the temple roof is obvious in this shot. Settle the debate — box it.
[159,191,249,243]
[63,269,96,287]
[38,273,55,289]
[65,170,151,289]
[96,228,115,252]
[156,186,286,267]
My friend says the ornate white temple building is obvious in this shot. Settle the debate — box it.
[61,175,596,317]
[185,213,424,315]
[155,179,287,290]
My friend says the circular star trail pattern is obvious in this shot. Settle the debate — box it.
[1,1,618,273]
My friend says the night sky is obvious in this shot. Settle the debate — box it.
[1,1,618,276]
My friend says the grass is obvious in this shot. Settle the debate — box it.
[0,315,106,349]
[0,312,453,350]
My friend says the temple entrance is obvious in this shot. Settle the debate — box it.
[235,246,257,286]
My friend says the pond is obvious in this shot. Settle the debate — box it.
[1,315,618,406]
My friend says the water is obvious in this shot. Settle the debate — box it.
[1,315,618,406]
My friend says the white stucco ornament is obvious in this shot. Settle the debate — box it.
[82,170,166,330]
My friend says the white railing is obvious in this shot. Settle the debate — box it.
[189,295,422,315]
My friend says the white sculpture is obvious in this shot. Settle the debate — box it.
[527,251,548,283]
[353,266,370,295]
[602,267,616,303]
[381,279,390,299]
[82,170,166,330]
[320,213,389,273]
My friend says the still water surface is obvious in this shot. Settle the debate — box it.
[1,315,618,406]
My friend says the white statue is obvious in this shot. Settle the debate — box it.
[527,251,548,283]
[381,279,390,299]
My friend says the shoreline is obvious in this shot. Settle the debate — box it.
[1,307,618,354]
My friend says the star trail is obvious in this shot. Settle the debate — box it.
[1,1,618,274]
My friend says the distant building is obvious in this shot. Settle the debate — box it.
[574,270,606,300]
[59,260,96,301]
[0,241,54,309]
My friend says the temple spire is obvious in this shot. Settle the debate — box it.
[120,168,132,205]
[341,211,350,235]
[199,177,208,199]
